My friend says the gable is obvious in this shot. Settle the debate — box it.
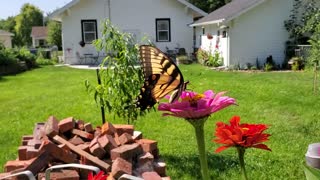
[50,0,207,21]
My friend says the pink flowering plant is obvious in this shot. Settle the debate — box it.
[158,90,236,180]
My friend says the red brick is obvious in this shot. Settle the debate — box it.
[44,116,59,138]
[132,131,143,141]
[84,123,94,133]
[27,139,42,149]
[141,171,162,180]
[153,160,166,177]
[38,169,80,180]
[26,146,40,159]
[18,146,28,160]
[113,124,134,136]
[112,157,132,179]
[136,139,157,153]
[69,135,85,145]
[138,152,154,166]
[110,143,142,161]
[72,129,94,140]
[76,120,85,130]
[118,133,134,145]
[43,141,78,164]
[22,139,30,146]
[33,122,45,140]
[90,143,106,159]
[101,122,117,135]
[58,117,75,133]
[22,135,33,140]
[98,134,118,152]
[4,159,32,172]
[94,126,102,137]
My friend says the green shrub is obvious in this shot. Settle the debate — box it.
[15,48,37,69]
[0,49,17,66]
[36,57,56,65]
[207,51,223,67]
[290,57,304,70]
[264,63,273,71]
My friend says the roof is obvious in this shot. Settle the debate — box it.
[49,0,207,21]
[31,26,48,38]
[190,0,266,27]
[0,30,14,36]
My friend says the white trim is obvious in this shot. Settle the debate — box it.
[49,0,80,21]
[190,0,266,27]
[224,0,267,23]
[190,19,224,27]
[176,0,208,17]
[49,0,207,21]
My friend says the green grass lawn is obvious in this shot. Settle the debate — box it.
[1,64,320,179]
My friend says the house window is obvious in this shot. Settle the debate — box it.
[81,20,98,44]
[156,18,171,42]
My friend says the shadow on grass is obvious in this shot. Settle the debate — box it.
[162,153,238,179]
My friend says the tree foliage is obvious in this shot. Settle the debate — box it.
[284,0,320,44]
[47,20,62,49]
[14,3,43,47]
[85,20,144,124]
[188,0,231,13]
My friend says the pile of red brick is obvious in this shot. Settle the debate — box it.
[0,116,169,180]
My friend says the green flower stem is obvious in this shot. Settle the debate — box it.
[188,118,210,180]
[237,147,248,180]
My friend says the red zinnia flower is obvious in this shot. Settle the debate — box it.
[214,116,271,153]
[88,171,108,180]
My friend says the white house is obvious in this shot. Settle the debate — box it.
[31,26,48,48]
[50,0,207,65]
[0,30,14,48]
[191,0,294,68]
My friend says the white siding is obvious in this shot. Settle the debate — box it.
[229,0,293,67]
[60,0,195,64]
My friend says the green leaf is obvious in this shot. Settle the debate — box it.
[304,164,320,180]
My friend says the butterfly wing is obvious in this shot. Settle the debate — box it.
[137,45,185,110]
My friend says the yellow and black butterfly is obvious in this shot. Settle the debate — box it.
[136,45,188,111]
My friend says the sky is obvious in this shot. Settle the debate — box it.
[0,0,72,20]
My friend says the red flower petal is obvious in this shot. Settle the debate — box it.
[215,146,230,153]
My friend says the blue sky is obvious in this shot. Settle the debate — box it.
[0,0,72,19]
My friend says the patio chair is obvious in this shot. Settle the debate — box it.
[91,52,100,65]
[76,51,85,64]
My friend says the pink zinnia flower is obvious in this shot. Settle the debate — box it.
[158,90,236,119]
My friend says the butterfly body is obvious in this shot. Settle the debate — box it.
[137,45,187,110]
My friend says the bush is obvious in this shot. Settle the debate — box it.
[207,51,223,67]
[289,57,304,71]
[15,48,37,69]
[264,63,273,71]
[36,57,56,65]
[0,49,17,66]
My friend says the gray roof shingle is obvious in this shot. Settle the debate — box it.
[191,0,266,26]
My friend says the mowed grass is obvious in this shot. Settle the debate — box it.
[1,65,320,179]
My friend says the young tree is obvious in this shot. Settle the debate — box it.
[14,3,43,47]
[47,20,62,49]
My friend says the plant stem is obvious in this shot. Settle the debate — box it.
[237,147,248,180]
[188,118,210,180]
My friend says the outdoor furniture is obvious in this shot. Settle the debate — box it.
[83,53,93,64]
[0,170,36,180]
[45,163,100,180]
[76,52,85,64]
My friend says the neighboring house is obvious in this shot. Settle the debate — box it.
[31,26,48,48]
[191,0,294,68]
[0,30,14,48]
[50,0,207,64]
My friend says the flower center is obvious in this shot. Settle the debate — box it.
[182,93,205,107]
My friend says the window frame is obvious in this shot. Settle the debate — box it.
[81,19,98,44]
[155,18,171,42]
